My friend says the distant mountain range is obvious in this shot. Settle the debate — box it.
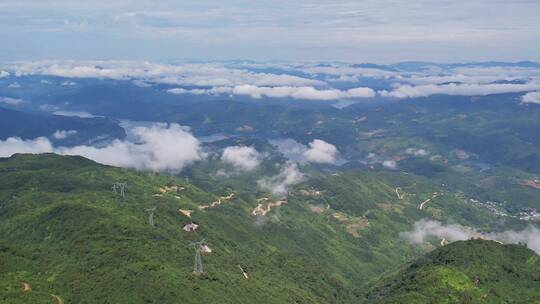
[0,107,125,146]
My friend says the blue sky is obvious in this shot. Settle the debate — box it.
[1,0,539,62]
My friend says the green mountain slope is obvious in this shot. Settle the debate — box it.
[366,240,540,304]
[0,153,519,303]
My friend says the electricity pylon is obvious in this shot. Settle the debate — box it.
[191,239,206,274]
[145,207,156,227]
[112,182,127,198]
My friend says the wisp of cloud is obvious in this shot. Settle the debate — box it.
[401,219,540,254]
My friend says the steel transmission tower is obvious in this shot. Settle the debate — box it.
[112,182,127,198]
[191,239,206,274]
[145,207,156,227]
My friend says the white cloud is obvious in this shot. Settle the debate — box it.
[288,87,343,100]
[39,104,59,112]
[0,97,26,105]
[403,66,540,85]
[382,160,398,170]
[6,61,323,88]
[221,146,262,171]
[7,82,21,88]
[327,74,360,82]
[208,86,235,95]
[303,139,338,164]
[132,79,152,87]
[61,80,77,86]
[270,138,339,164]
[452,66,540,79]
[493,227,540,255]
[167,87,232,95]
[269,138,309,162]
[347,87,377,98]
[301,65,398,79]
[0,123,203,173]
[167,88,193,95]
[53,110,98,118]
[52,130,78,139]
[380,82,540,99]
[167,84,375,100]
[258,161,304,196]
[0,137,54,156]
[522,91,540,104]
[280,64,540,91]
[400,220,479,244]
[232,84,375,100]
[405,148,429,157]
[0,71,9,78]
[301,64,540,87]
[401,219,540,255]
[7,60,540,101]
[405,74,523,85]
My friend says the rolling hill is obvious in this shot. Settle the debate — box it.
[0,153,531,303]
[366,240,540,303]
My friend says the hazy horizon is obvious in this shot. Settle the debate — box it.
[1,1,539,62]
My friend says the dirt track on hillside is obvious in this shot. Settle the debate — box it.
[51,294,64,304]
[21,282,31,292]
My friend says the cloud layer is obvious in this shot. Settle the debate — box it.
[0,97,26,105]
[5,60,540,102]
[6,61,322,88]
[168,84,375,100]
[0,123,203,172]
[232,85,375,100]
[380,82,540,99]
[2,2,539,62]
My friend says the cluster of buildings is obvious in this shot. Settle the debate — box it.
[518,208,540,221]
[468,199,509,217]
[523,179,540,190]
[469,198,540,222]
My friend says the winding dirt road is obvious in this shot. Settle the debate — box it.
[199,193,236,210]
[51,294,64,304]
[419,192,439,210]
[19,281,63,304]
[395,187,405,200]
[251,198,287,216]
